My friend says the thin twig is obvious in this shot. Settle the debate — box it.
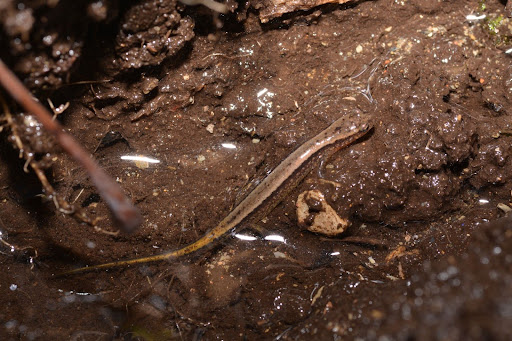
[0,59,141,232]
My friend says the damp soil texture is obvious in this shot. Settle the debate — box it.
[1,0,512,340]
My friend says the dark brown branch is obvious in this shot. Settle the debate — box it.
[0,59,141,233]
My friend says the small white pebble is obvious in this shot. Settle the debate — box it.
[497,203,512,213]
[252,138,260,144]
[197,155,205,162]
[356,45,363,53]
[5,320,17,329]
[273,251,287,259]
[206,124,214,133]
[9,284,17,291]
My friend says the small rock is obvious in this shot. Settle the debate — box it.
[296,190,350,236]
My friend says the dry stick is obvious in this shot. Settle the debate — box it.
[0,59,141,233]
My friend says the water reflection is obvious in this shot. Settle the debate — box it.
[264,234,286,243]
[57,289,99,304]
[120,155,160,164]
[256,87,275,118]
[465,14,486,21]
[221,142,237,149]
[234,233,257,241]
[120,155,161,169]
[234,233,287,243]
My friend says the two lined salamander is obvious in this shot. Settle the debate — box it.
[63,116,371,275]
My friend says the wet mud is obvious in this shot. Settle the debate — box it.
[1,0,512,339]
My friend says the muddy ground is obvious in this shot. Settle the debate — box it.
[1,0,512,339]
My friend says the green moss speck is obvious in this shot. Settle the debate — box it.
[487,15,504,35]
[478,0,486,12]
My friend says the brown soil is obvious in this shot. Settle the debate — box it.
[1,0,512,340]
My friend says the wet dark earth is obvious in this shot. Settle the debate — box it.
[1,0,512,339]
